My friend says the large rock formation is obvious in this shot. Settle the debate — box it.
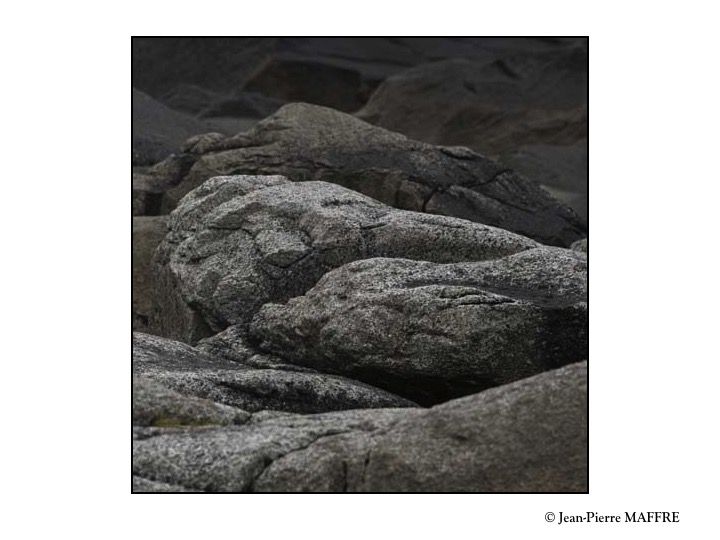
[133,361,587,492]
[149,103,585,246]
[251,247,587,404]
[134,332,416,414]
[151,175,540,343]
[130,38,589,495]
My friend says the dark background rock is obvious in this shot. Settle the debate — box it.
[199,91,286,120]
[499,140,587,222]
[132,37,585,111]
[358,49,587,152]
[132,89,256,166]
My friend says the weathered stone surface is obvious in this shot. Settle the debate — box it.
[251,247,587,404]
[200,91,285,119]
[134,332,416,414]
[132,406,408,492]
[132,216,167,332]
[571,238,588,253]
[153,103,585,246]
[133,376,251,427]
[133,361,587,492]
[243,56,370,112]
[132,475,201,493]
[196,326,318,373]
[152,175,540,342]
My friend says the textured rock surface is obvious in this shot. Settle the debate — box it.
[571,238,588,253]
[133,376,250,427]
[252,247,587,404]
[132,406,407,493]
[152,103,585,245]
[243,56,371,112]
[132,475,201,493]
[133,361,587,492]
[152,175,540,342]
[130,38,589,495]
[132,216,167,331]
[196,326,318,373]
[134,332,416,414]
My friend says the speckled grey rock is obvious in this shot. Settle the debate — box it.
[152,175,540,343]
[571,238,588,253]
[151,103,585,246]
[133,332,416,413]
[196,326,318,373]
[132,475,202,493]
[132,216,167,331]
[133,361,587,492]
[132,406,409,492]
[251,247,587,404]
[133,376,251,427]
